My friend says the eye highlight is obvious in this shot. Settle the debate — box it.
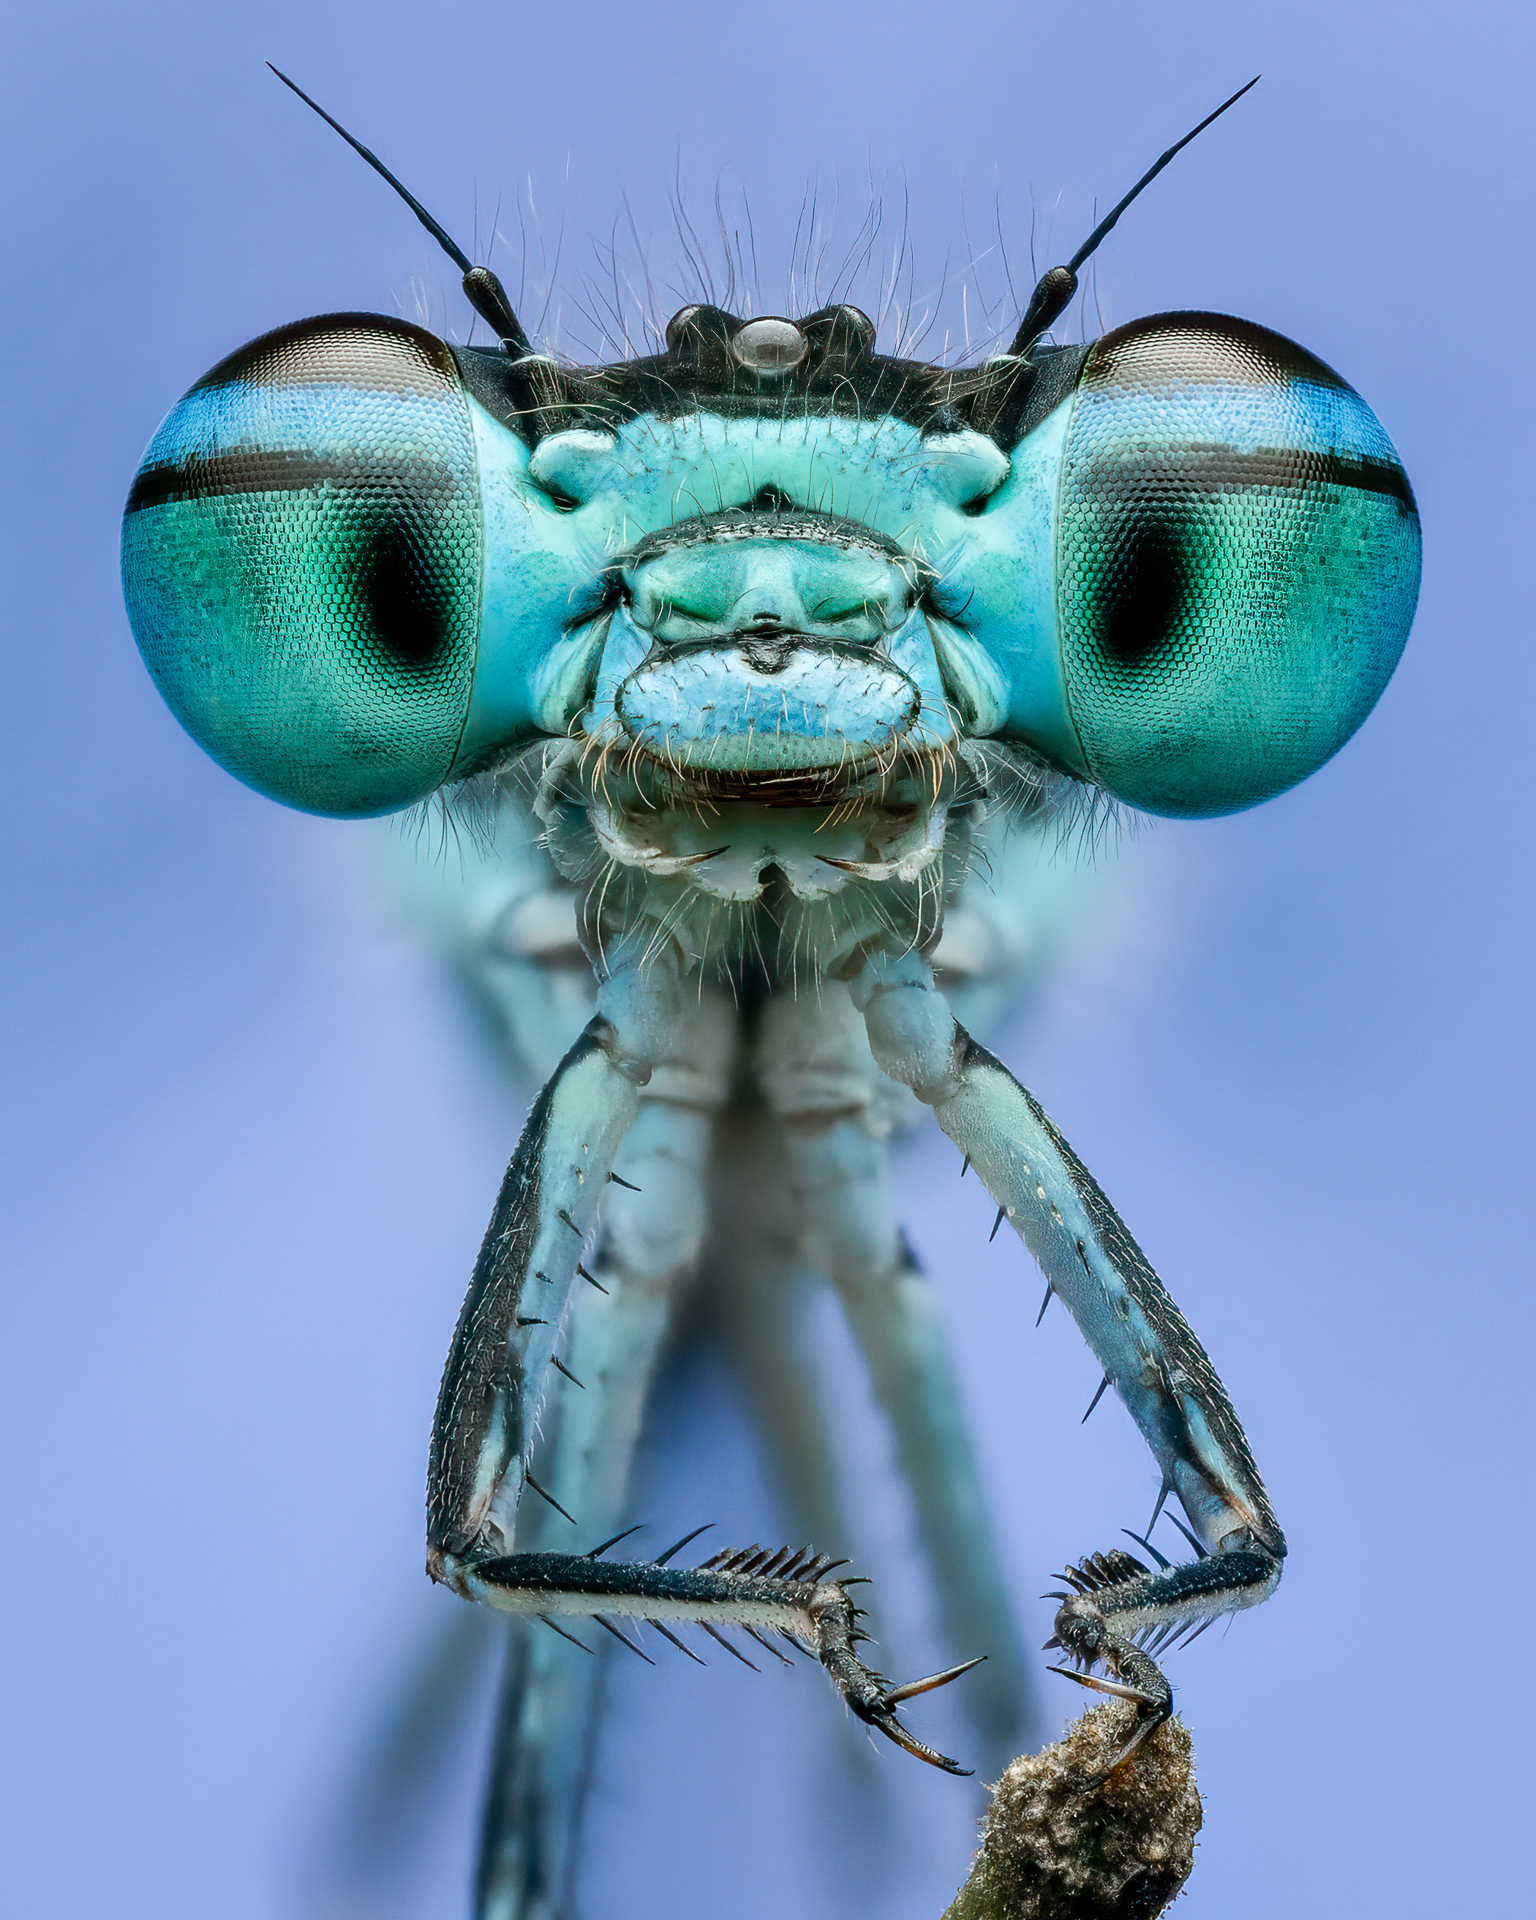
[1053,312,1420,818]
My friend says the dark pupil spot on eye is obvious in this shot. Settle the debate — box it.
[1100,524,1186,666]
[359,524,447,666]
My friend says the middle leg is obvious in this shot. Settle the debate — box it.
[754,984,1034,1758]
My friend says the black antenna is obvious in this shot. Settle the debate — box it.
[267,64,532,355]
[1007,76,1260,357]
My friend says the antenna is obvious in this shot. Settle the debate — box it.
[1007,76,1261,357]
[267,65,531,355]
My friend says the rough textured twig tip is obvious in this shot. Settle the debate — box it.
[942,1703,1201,1919]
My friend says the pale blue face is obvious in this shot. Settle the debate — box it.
[121,305,1420,824]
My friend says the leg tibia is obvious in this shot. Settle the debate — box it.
[1051,1545,1282,1658]
[428,948,689,1570]
[850,948,1284,1566]
[1045,1542,1283,1778]
[849,946,1288,1766]
[461,1542,979,1775]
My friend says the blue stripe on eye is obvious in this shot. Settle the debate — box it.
[129,381,473,485]
[1071,377,1404,469]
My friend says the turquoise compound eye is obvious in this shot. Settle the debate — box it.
[122,315,483,816]
[1054,313,1421,817]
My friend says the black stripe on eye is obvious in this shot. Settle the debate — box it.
[126,448,460,513]
[1092,443,1415,512]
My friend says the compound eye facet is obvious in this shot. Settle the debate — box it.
[121,314,482,816]
[1054,312,1420,817]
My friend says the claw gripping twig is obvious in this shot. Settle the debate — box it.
[1042,1541,1276,1784]
[446,1540,982,1773]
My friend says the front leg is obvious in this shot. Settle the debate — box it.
[428,935,979,1775]
[427,943,684,1574]
[848,947,1285,1766]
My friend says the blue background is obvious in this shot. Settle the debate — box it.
[3,3,1530,1915]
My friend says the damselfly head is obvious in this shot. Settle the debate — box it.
[121,75,1420,843]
